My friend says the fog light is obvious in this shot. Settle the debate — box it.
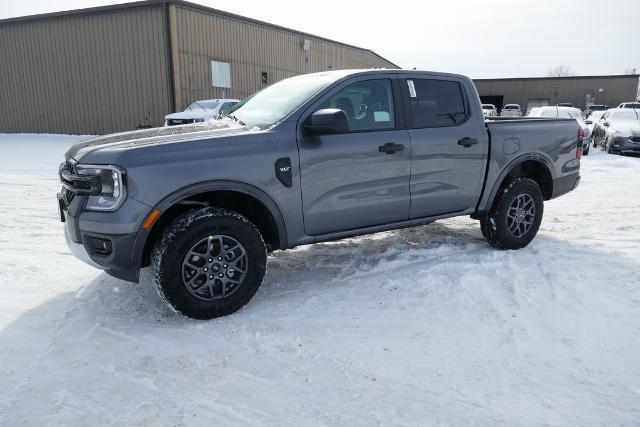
[87,237,112,256]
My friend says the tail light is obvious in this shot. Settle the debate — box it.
[577,128,585,159]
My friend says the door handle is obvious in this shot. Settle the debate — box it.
[457,137,479,147]
[378,142,405,154]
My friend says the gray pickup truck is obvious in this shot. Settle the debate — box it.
[58,69,582,319]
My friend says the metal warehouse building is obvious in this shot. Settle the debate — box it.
[474,75,639,113]
[0,0,397,135]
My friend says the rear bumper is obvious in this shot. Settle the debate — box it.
[551,173,580,199]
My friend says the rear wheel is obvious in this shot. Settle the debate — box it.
[480,177,544,250]
[151,207,267,319]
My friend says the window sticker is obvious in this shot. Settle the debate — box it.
[407,80,417,98]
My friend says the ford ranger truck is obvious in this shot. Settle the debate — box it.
[58,69,582,319]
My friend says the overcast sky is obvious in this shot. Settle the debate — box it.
[2,0,639,78]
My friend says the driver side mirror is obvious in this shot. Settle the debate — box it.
[304,109,350,135]
[585,120,593,125]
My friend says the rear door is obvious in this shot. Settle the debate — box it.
[401,77,488,218]
[297,75,411,235]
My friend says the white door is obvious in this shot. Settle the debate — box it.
[526,98,550,114]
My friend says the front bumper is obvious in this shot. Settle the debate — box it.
[60,191,149,283]
[64,223,103,269]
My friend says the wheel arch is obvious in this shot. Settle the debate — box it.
[481,155,554,212]
[130,180,288,270]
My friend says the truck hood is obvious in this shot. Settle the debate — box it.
[611,120,640,137]
[66,120,250,163]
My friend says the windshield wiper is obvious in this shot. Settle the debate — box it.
[217,112,246,126]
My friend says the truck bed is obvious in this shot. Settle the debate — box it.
[477,116,581,211]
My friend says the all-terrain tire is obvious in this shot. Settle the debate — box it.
[480,177,544,250]
[151,207,267,319]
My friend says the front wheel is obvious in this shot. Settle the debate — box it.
[151,207,267,319]
[480,177,544,250]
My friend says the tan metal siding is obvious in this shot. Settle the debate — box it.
[0,2,396,134]
[474,76,639,111]
[171,5,396,111]
[0,5,172,135]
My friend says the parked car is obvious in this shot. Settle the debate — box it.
[482,104,497,117]
[58,69,582,319]
[164,98,240,126]
[585,110,606,138]
[592,108,640,154]
[557,103,574,108]
[617,102,640,109]
[501,104,522,117]
[528,106,591,154]
[585,104,608,118]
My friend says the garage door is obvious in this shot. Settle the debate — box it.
[526,98,550,114]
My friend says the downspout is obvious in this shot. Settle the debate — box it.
[164,2,180,113]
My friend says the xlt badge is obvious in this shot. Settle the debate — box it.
[275,157,292,188]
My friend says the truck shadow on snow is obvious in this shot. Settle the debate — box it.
[3,221,640,328]
[1,221,639,392]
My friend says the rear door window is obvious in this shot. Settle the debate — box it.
[406,79,467,128]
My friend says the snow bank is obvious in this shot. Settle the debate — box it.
[0,134,92,176]
[0,135,638,425]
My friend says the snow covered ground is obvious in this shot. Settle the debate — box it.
[0,134,639,426]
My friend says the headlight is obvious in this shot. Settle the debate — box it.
[76,164,126,211]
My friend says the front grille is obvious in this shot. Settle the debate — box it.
[58,160,101,196]
[167,118,195,126]
[62,187,75,207]
[59,161,75,207]
[59,160,73,182]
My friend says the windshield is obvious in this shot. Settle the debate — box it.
[228,72,342,128]
[561,109,583,119]
[504,105,519,109]
[621,103,640,109]
[185,101,220,112]
[589,105,607,110]
[482,105,494,109]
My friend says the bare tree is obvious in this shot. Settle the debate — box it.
[547,65,575,77]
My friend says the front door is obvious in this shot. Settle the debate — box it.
[298,77,411,236]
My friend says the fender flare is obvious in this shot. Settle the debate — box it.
[129,180,288,269]
[480,153,555,212]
